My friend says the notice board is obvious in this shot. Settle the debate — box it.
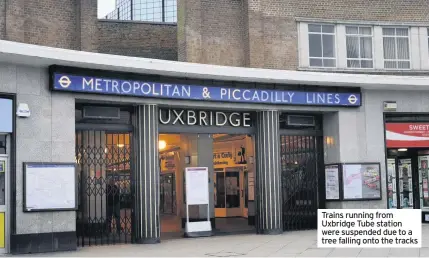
[24,162,77,212]
[325,164,340,200]
[185,167,209,205]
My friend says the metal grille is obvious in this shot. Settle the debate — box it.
[160,173,176,214]
[76,130,134,246]
[281,135,319,231]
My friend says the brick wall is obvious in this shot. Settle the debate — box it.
[179,0,429,70]
[97,20,177,60]
[248,0,429,70]
[178,0,247,66]
[0,0,177,60]
[79,0,98,52]
[0,1,5,39]
[4,0,79,49]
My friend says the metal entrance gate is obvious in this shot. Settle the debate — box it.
[160,173,176,215]
[75,130,134,246]
[281,135,320,231]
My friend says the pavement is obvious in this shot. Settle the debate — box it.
[18,225,429,257]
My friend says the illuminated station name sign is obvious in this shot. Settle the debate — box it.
[159,109,252,127]
[51,73,361,106]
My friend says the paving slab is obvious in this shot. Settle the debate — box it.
[358,248,390,257]
[14,225,429,257]
[388,248,420,257]
[328,248,362,257]
[419,247,429,257]
[297,248,334,257]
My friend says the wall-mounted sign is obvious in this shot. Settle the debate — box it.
[213,152,233,167]
[159,109,252,127]
[51,72,361,107]
[383,101,397,111]
[386,123,429,148]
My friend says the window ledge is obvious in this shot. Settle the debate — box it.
[297,67,429,75]
[98,19,177,26]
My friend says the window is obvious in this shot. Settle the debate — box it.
[382,27,410,69]
[308,24,336,67]
[346,26,373,68]
[104,0,177,23]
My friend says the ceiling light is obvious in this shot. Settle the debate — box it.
[398,148,407,152]
[159,140,167,150]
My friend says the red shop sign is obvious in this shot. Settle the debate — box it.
[386,123,429,148]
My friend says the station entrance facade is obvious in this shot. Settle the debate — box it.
[73,104,325,246]
[158,109,257,236]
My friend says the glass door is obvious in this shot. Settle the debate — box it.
[418,156,429,211]
[242,171,248,217]
[160,173,176,215]
[214,168,226,217]
[387,159,397,209]
[225,170,240,217]
[398,158,413,209]
[214,168,242,217]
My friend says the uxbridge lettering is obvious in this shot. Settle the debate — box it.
[159,109,252,127]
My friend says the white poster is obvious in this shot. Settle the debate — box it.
[325,165,340,200]
[342,164,363,199]
[185,167,209,205]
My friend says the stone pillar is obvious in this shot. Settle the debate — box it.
[255,110,282,234]
[134,104,160,243]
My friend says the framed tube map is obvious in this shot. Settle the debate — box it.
[342,163,381,200]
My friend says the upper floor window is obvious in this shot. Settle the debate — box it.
[346,26,373,68]
[308,24,336,67]
[102,0,177,23]
[382,27,410,69]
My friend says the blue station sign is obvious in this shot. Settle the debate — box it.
[51,73,361,107]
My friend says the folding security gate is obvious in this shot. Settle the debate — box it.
[160,173,176,215]
[75,130,135,246]
[280,135,322,231]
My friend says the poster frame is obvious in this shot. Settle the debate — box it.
[23,162,78,212]
[341,162,382,201]
[324,163,342,201]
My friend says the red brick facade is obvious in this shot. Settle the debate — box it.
[0,0,177,60]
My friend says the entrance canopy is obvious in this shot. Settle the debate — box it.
[0,40,428,91]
